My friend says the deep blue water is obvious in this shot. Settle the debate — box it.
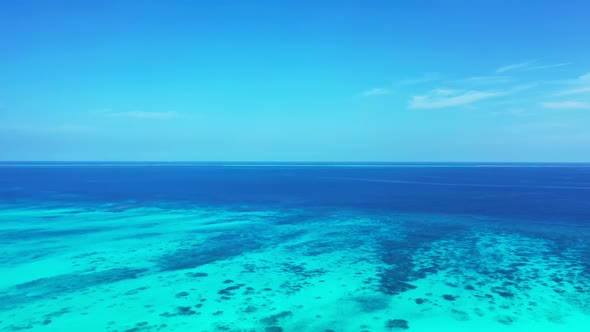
[1,163,590,222]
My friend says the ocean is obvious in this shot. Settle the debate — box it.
[1,163,589,331]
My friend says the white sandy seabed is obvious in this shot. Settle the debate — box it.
[0,203,589,332]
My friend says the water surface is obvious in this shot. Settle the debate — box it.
[1,163,589,331]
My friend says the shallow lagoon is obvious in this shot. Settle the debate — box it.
[1,164,589,331]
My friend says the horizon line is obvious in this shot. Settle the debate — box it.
[1,161,590,164]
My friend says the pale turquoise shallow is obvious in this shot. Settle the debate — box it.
[1,204,589,332]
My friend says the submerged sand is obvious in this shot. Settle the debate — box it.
[0,203,589,331]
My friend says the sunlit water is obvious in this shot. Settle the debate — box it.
[1,163,589,331]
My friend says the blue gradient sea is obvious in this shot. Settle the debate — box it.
[1,163,589,331]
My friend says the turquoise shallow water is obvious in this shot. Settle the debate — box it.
[1,164,589,331]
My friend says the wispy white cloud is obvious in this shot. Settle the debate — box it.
[361,88,390,97]
[496,60,570,73]
[496,61,534,73]
[522,63,570,71]
[450,75,512,85]
[555,86,590,96]
[109,111,178,119]
[409,88,500,109]
[541,101,590,109]
[553,72,590,96]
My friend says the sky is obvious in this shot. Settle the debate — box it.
[1,0,590,162]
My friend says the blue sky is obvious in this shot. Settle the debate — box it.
[1,0,590,161]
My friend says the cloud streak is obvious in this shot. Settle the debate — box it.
[496,61,534,73]
[555,86,590,96]
[496,61,569,73]
[449,75,512,85]
[409,88,500,109]
[554,73,590,96]
[542,101,590,109]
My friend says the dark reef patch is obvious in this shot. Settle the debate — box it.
[281,263,326,278]
[121,321,168,332]
[218,283,246,297]
[0,246,67,267]
[442,294,457,301]
[124,286,149,296]
[0,268,147,310]
[451,309,470,321]
[243,305,257,313]
[0,227,109,243]
[176,306,196,316]
[496,315,517,325]
[355,294,390,312]
[385,319,409,330]
[494,290,514,298]
[186,272,208,278]
[157,232,262,272]
[175,291,189,298]
[378,268,417,295]
[376,220,468,296]
[161,306,198,317]
[260,311,293,325]
[264,327,284,332]
[283,224,367,256]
